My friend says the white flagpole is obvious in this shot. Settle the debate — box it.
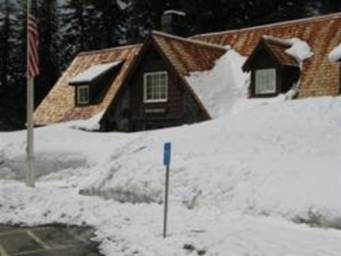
[26,0,35,188]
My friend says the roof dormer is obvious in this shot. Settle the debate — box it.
[242,36,300,98]
[69,61,123,106]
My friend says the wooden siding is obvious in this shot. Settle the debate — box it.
[248,47,299,97]
[102,45,206,131]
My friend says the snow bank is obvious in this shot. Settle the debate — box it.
[1,181,341,256]
[79,97,341,224]
[2,98,340,222]
[0,123,136,179]
[67,111,104,131]
[1,97,341,255]
[329,44,341,63]
[186,49,249,118]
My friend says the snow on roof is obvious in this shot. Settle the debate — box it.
[285,38,313,66]
[262,36,313,68]
[186,49,249,118]
[163,10,186,16]
[329,44,341,63]
[69,61,122,84]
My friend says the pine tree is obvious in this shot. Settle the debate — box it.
[125,0,176,42]
[35,0,60,106]
[59,0,102,66]
[0,0,26,130]
[92,0,124,47]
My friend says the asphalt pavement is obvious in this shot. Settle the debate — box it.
[0,224,102,256]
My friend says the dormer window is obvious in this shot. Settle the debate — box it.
[242,37,300,98]
[77,85,90,105]
[69,61,123,106]
[255,68,276,94]
[143,71,168,103]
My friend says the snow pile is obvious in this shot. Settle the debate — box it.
[186,49,249,118]
[329,44,341,63]
[67,111,104,131]
[285,38,314,66]
[80,97,341,224]
[1,181,341,256]
[1,97,341,255]
[0,124,135,179]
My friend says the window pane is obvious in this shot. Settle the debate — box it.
[77,86,89,104]
[255,69,276,94]
[144,72,168,102]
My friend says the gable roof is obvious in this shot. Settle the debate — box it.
[194,13,341,97]
[102,31,227,120]
[34,45,141,125]
[151,31,227,76]
[35,32,226,125]
[243,36,299,71]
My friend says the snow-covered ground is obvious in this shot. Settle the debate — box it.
[1,97,341,255]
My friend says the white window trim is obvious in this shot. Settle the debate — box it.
[255,68,277,95]
[143,71,168,103]
[77,85,90,105]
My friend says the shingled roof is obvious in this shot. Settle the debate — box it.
[194,12,341,97]
[151,31,227,76]
[103,31,227,120]
[34,45,141,125]
[35,13,340,125]
[243,36,299,71]
[35,32,226,125]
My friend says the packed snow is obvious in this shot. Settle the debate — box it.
[69,61,122,84]
[67,111,104,131]
[285,38,314,65]
[1,97,341,255]
[329,43,341,63]
[263,36,313,68]
[186,49,249,118]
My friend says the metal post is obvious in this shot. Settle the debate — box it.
[26,0,35,187]
[163,164,170,238]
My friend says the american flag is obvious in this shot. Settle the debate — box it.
[27,13,39,79]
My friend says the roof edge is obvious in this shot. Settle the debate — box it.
[193,12,341,38]
[262,35,292,47]
[78,44,142,56]
[151,31,229,51]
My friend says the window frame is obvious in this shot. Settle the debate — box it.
[143,71,168,103]
[255,68,277,95]
[77,85,90,105]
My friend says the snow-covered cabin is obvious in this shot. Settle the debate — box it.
[34,12,341,131]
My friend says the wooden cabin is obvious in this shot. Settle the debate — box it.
[34,12,341,132]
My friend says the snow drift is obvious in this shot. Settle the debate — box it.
[186,49,249,118]
[1,97,341,255]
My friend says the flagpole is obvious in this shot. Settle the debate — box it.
[26,0,35,188]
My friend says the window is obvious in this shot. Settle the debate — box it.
[77,85,90,105]
[144,71,168,103]
[255,69,276,94]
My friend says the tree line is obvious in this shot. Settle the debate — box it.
[0,0,339,130]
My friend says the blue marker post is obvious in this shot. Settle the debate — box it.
[163,142,171,238]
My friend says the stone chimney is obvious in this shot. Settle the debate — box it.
[161,10,187,36]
